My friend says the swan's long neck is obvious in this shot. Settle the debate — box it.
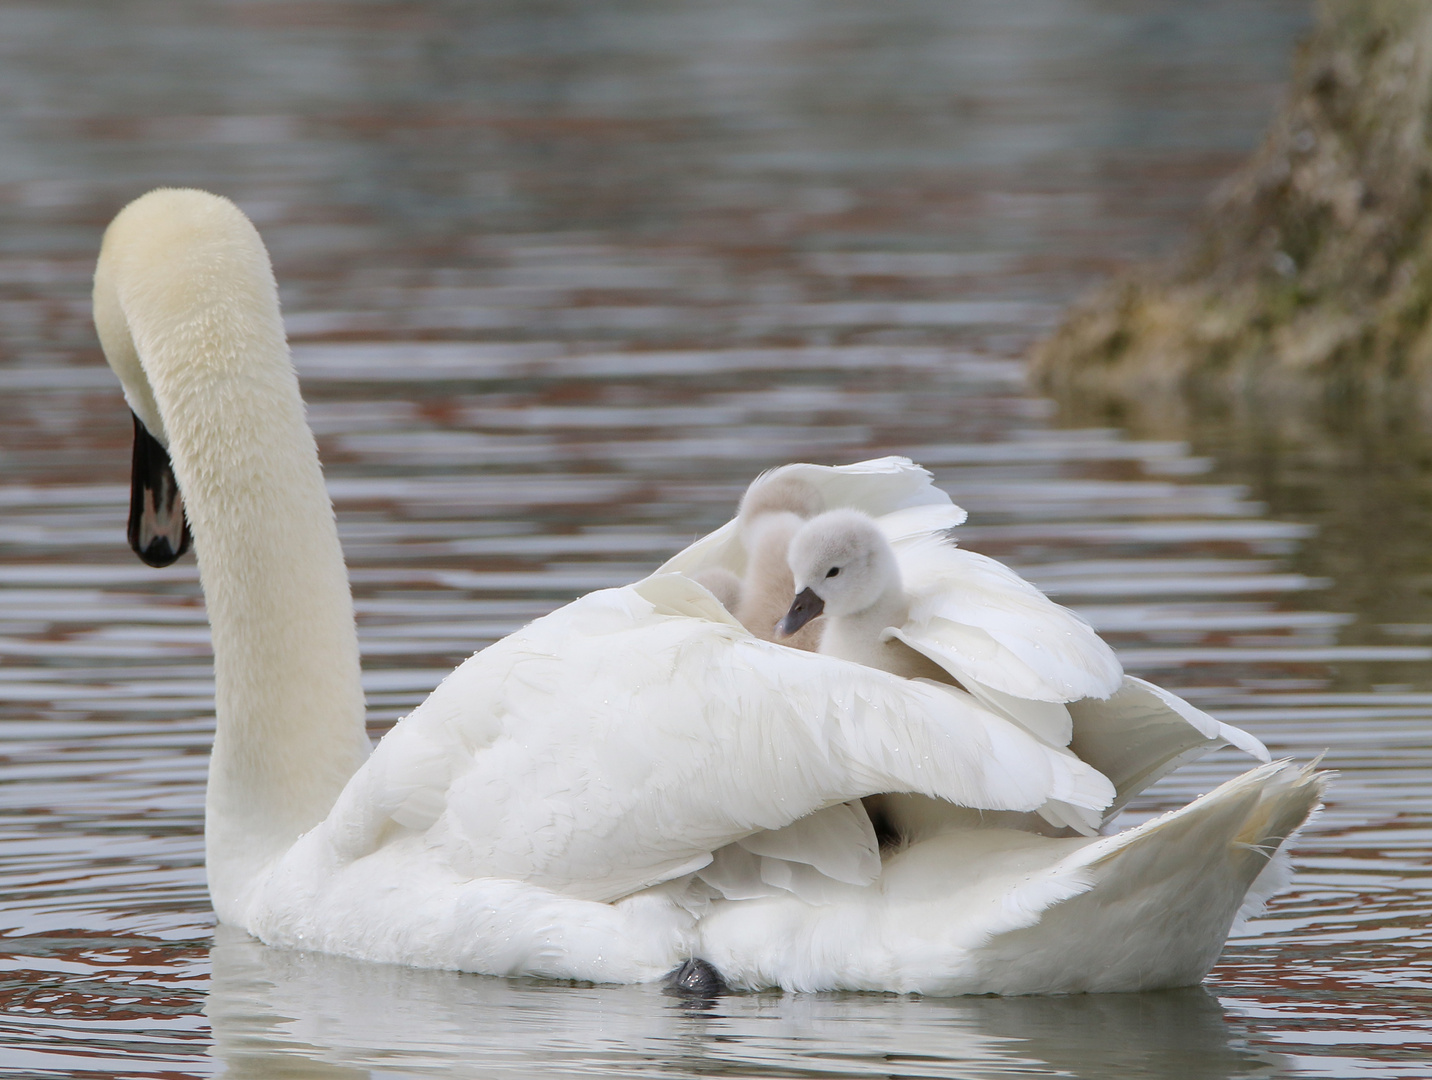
[94,192,370,922]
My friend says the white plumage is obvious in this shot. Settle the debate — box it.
[92,187,1326,995]
[307,577,1114,901]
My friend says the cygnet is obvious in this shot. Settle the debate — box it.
[691,566,743,612]
[732,474,825,651]
[779,508,946,680]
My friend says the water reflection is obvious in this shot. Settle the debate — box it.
[207,929,1282,1080]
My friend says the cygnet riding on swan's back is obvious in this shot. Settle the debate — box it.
[780,509,915,673]
[729,474,826,650]
[94,187,1325,996]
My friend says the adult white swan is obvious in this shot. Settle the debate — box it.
[93,188,1324,994]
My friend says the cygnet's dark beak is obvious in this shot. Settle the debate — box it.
[128,412,191,567]
[778,587,825,637]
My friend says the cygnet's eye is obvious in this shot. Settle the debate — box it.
[826,566,840,578]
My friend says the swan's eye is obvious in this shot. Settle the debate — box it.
[826,567,840,578]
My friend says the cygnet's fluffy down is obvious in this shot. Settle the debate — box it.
[690,566,742,612]
[781,508,946,680]
[731,474,825,651]
[738,473,824,523]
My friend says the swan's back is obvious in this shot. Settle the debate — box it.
[297,575,1116,902]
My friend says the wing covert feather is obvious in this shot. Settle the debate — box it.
[894,537,1123,703]
[1069,675,1271,822]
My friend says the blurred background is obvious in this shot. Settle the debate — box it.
[1,2,1429,1078]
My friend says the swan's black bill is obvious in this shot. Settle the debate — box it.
[128,412,191,567]
[778,587,824,637]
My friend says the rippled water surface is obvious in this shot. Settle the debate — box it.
[3,2,1430,1077]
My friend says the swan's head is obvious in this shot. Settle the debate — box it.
[92,189,283,567]
[737,472,823,532]
[779,509,900,635]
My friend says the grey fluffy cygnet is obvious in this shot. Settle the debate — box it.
[780,509,944,680]
[733,474,825,651]
[691,566,743,613]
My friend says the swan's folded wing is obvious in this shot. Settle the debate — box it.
[734,800,879,885]
[874,503,970,542]
[696,800,883,905]
[320,575,1114,903]
[656,456,963,579]
[760,456,961,519]
[1068,675,1270,822]
[889,536,1124,705]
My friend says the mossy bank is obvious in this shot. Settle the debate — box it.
[1034,1,1432,418]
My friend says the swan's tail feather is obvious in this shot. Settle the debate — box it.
[971,759,1327,994]
[1226,759,1330,934]
[1082,759,1323,866]
[698,759,1327,995]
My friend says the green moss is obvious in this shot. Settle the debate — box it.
[1102,327,1131,365]
[1034,1,1432,411]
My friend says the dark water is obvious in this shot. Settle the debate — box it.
[2,1,1430,1077]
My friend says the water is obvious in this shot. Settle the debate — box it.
[2,1,1430,1076]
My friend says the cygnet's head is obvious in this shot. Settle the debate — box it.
[737,472,824,531]
[690,566,742,612]
[779,509,900,636]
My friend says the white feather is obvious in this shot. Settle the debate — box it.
[892,535,1123,703]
